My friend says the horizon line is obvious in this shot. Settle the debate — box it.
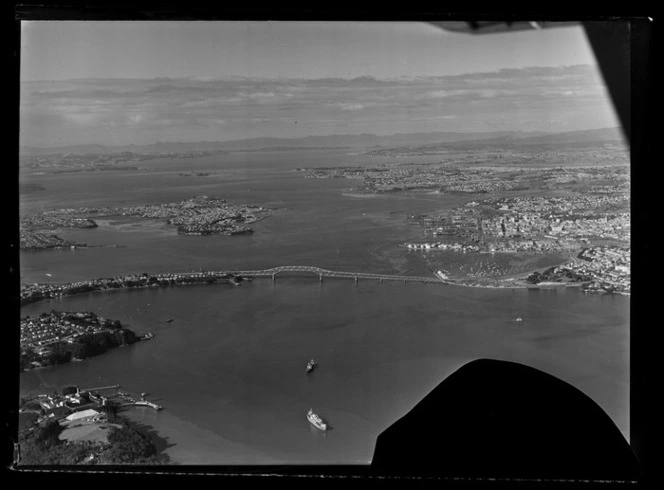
[19,63,597,84]
[19,126,623,150]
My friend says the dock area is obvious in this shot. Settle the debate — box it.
[113,391,163,410]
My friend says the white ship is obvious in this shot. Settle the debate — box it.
[306,359,316,373]
[435,270,449,281]
[307,408,327,431]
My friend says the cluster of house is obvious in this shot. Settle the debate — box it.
[20,312,107,354]
[20,196,270,244]
[20,209,98,231]
[462,193,630,254]
[484,194,628,216]
[303,163,528,194]
[118,196,266,223]
[486,238,571,253]
[20,271,236,305]
[405,242,481,253]
[481,210,629,243]
[561,246,631,293]
[19,229,81,250]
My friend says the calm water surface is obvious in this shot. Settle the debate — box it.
[19,150,630,463]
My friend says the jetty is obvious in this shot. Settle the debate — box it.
[110,391,163,410]
[81,384,120,392]
[118,400,163,411]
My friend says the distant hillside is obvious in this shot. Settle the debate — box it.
[19,128,624,156]
[469,127,625,147]
[366,127,627,155]
[428,127,626,151]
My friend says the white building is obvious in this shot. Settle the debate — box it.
[65,409,101,423]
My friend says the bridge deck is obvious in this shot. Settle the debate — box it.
[222,267,442,283]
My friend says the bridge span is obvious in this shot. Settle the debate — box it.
[225,266,442,284]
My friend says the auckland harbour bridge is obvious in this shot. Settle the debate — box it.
[219,266,443,284]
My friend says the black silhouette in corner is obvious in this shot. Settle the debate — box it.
[371,358,640,481]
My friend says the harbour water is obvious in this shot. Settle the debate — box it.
[19,149,630,464]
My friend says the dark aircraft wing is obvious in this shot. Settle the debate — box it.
[429,20,579,34]
[428,20,634,145]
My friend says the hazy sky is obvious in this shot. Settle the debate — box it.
[20,21,622,146]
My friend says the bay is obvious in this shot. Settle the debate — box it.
[19,281,629,464]
[19,149,630,464]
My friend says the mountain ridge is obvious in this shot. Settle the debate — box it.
[20,127,624,156]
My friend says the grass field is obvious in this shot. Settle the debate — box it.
[59,421,123,444]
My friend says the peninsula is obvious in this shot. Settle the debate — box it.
[20,230,88,251]
[19,195,272,249]
[20,310,151,372]
[20,271,243,306]
[18,384,169,465]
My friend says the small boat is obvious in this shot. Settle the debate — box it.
[306,359,316,373]
[307,408,327,431]
[515,317,523,322]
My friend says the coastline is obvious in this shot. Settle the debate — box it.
[19,335,153,373]
[20,309,155,373]
[116,415,174,464]
[19,273,630,465]
[436,275,624,295]
[20,264,628,310]
[20,272,243,306]
[431,249,628,295]
[17,389,172,465]
[21,244,124,252]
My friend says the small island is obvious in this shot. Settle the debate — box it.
[20,310,150,372]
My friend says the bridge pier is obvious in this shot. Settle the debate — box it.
[227,268,438,285]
